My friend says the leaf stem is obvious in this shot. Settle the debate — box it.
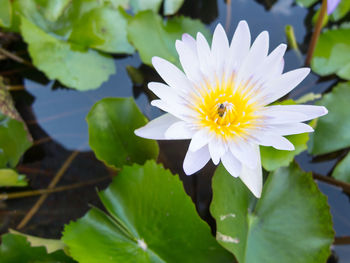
[0,176,111,201]
[0,47,32,67]
[225,0,232,31]
[334,236,350,245]
[305,0,328,66]
[17,148,83,229]
[313,173,350,195]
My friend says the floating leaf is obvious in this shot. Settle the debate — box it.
[0,77,28,123]
[0,113,32,168]
[0,0,11,27]
[68,6,134,54]
[309,82,350,155]
[0,169,27,187]
[62,161,234,263]
[130,0,162,13]
[9,229,66,254]
[87,98,159,168]
[20,17,116,91]
[331,152,350,183]
[311,25,350,80]
[295,0,318,8]
[164,0,184,15]
[330,0,350,21]
[0,233,75,263]
[210,163,334,263]
[127,11,210,66]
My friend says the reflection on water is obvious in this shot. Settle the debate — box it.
[3,0,349,261]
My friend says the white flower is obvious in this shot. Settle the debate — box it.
[135,21,327,198]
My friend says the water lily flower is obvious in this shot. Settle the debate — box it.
[327,0,341,14]
[135,21,327,198]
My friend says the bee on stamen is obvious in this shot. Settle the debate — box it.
[218,103,226,117]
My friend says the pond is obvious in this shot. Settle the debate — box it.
[0,0,350,262]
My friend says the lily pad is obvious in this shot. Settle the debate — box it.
[330,0,350,21]
[127,11,210,66]
[62,161,234,263]
[9,229,66,254]
[130,0,162,13]
[331,152,350,183]
[68,6,134,54]
[20,17,116,91]
[210,163,334,263]
[0,0,11,27]
[0,169,27,187]
[295,0,318,8]
[0,113,32,168]
[309,82,350,155]
[0,233,76,263]
[164,0,184,15]
[87,98,159,168]
[311,25,350,80]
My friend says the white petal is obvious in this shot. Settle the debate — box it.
[151,99,197,121]
[188,129,212,152]
[176,35,202,84]
[221,151,241,178]
[135,113,179,140]
[252,44,287,84]
[239,145,262,198]
[266,123,314,136]
[148,82,183,105]
[183,145,211,175]
[164,121,194,139]
[254,132,295,150]
[260,68,310,105]
[208,139,226,165]
[229,140,259,169]
[237,31,269,86]
[262,105,328,124]
[152,57,193,94]
[225,20,251,81]
[211,24,229,77]
[196,32,215,83]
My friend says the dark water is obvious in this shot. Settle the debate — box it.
[1,0,349,261]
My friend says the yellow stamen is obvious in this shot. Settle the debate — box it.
[192,77,261,140]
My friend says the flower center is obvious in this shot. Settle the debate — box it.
[192,79,261,139]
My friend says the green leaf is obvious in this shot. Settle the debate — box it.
[87,98,159,168]
[311,25,350,80]
[68,7,134,54]
[0,113,32,168]
[295,0,318,8]
[130,0,162,13]
[0,0,11,27]
[210,163,334,263]
[0,233,76,263]
[34,0,71,22]
[330,0,350,21]
[9,229,66,254]
[127,11,210,66]
[309,82,350,155]
[0,169,27,187]
[261,133,309,171]
[20,17,116,91]
[62,161,234,263]
[164,0,184,15]
[331,152,350,183]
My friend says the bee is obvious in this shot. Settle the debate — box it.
[218,103,226,117]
